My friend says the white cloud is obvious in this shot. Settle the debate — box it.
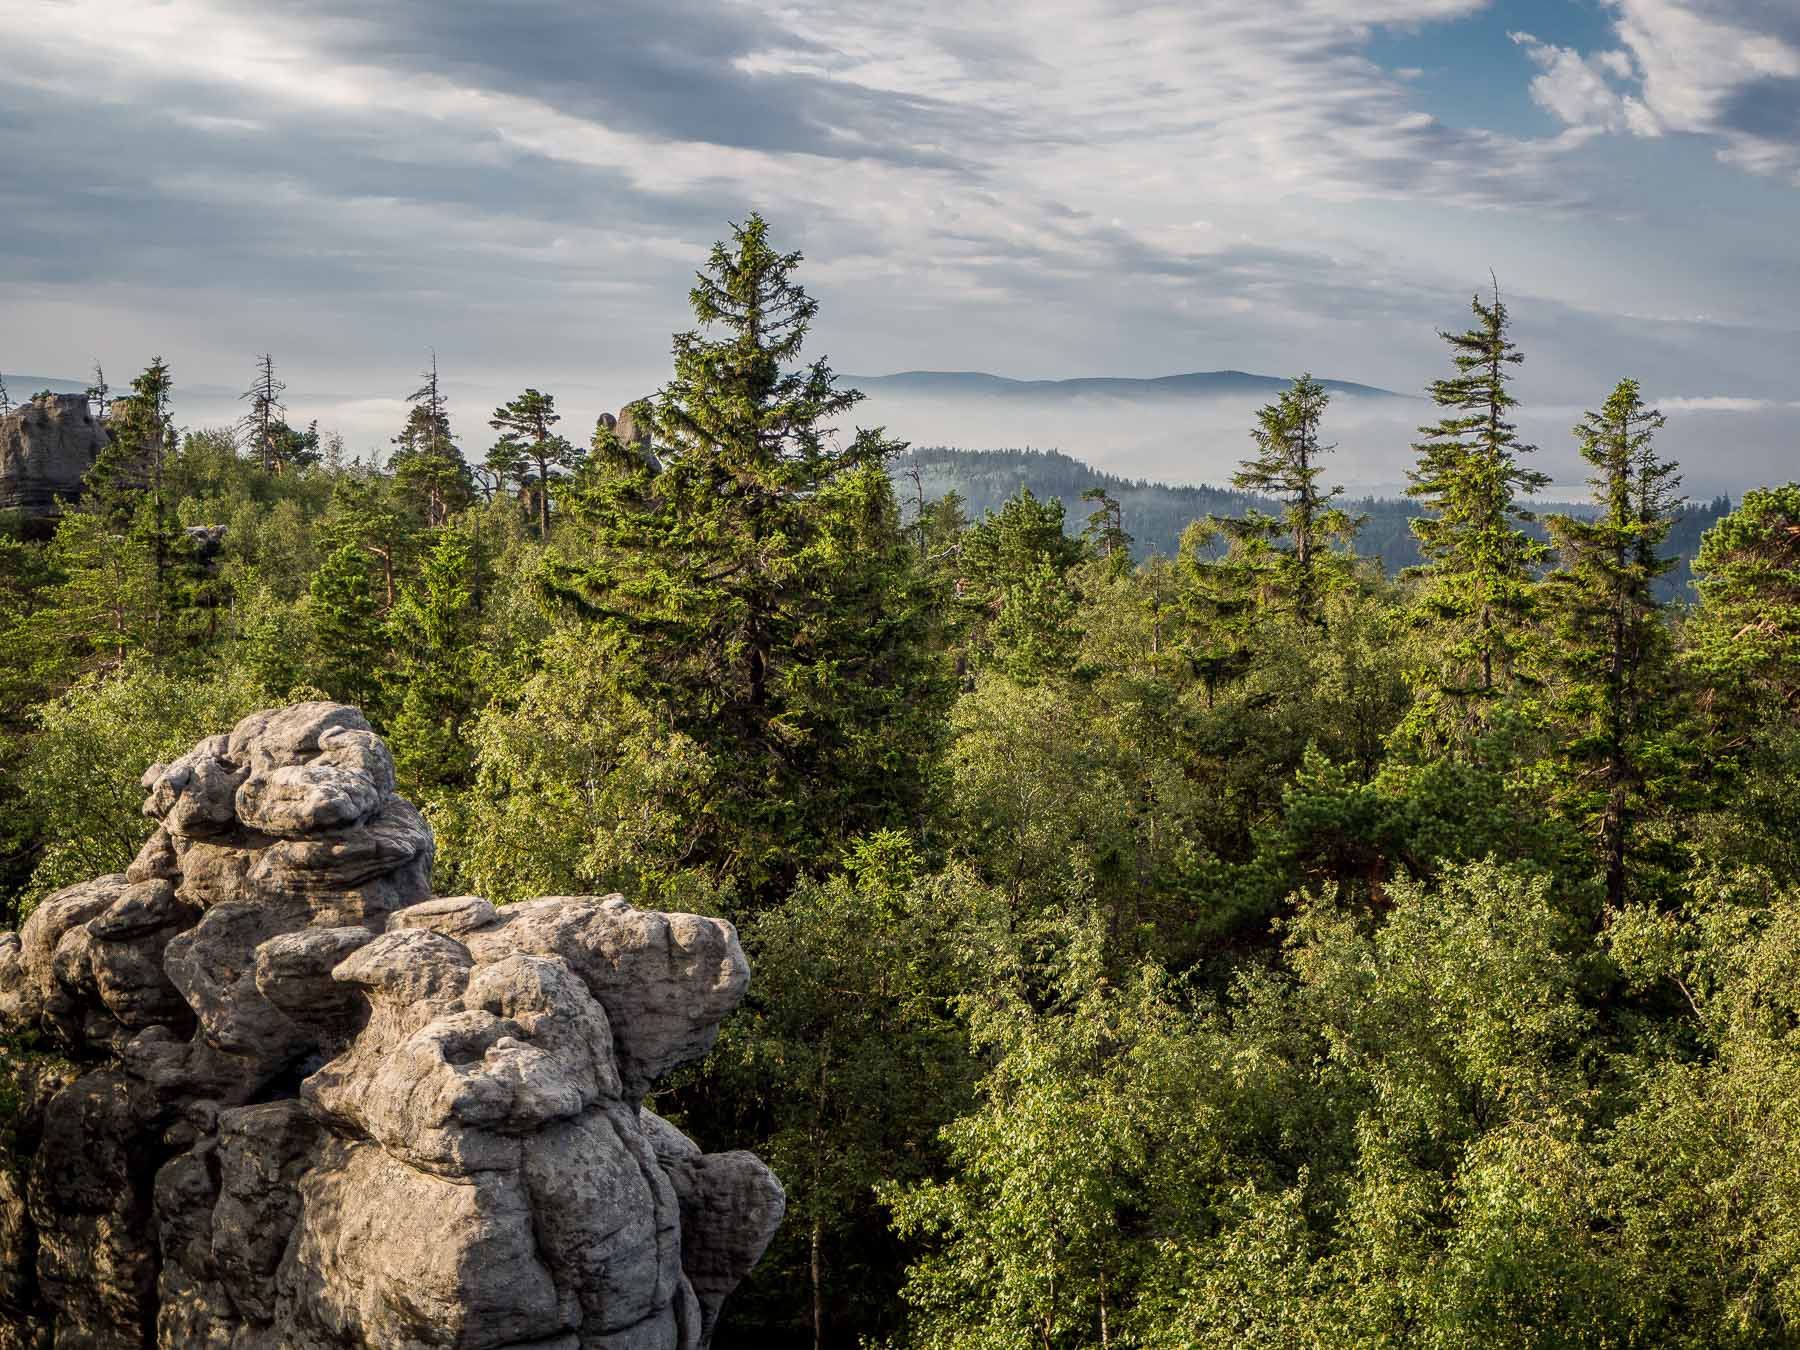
[1655,395,1800,413]
[1516,1,1800,183]
[1512,31,1660,137]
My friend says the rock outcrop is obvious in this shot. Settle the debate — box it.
[0,702,782,1349]
[0,393,107,517]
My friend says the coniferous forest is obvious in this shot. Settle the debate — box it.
[8,215,1800,1347]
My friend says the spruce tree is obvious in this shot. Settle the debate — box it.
[1228,373,1361,628]
[386,532,482,798]
[308,545,387,715]
[488,388,577,540]
[550,214,947,901]
[1543,379,1684,906]
[956,487,1087,678]
[1688,484,1800,731]
[1405,285,1551,741]
[91,359,180,656]
[392,355,470,526]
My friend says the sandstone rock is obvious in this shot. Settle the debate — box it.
[0,393,106,517]
[0,702,782,1347]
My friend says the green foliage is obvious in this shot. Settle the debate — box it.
[3,227,1798,1350]
[1688,483,1800,731]
[1541,380,1690,906]
[686,833,978,1343]
[544,213,948,902]
[1404,288,1552,745]
[392,357,470,526]
[308,544,387,715]
[1225,373,1364,627]
[487,387,577,539]
[386,530,484,801]
[956,487,1087,680]
[12,666,264,919]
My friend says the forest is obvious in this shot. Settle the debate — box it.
[4,214,1800,1348]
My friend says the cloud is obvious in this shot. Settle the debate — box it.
[0,0,1795,489]
[1655,394,1800,413]
[1516,1,1800,183]
[1512,32,1659,137]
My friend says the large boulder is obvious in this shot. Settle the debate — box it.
[0,393,106,517]
[0,703,781,1348]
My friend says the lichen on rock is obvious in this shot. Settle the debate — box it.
[0,701,783,1349]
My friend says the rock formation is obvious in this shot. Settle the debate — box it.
[595,402,662,474]
[0,702,782,1349]
[0,393,107,517]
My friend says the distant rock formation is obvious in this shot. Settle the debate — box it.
[0,393,106,517]
[0,702,783,1349]
[595,401,662,474]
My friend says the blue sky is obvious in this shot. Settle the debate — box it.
[0,0,1796,493]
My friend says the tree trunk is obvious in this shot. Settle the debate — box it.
[535,453,552,540]
[811,1215,825,1350]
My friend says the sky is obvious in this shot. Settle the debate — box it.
[1,0,1796,494]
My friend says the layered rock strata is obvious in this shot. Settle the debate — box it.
[0,702,782,1349]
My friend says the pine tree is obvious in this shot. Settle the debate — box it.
[1082,487,1133,577]
[1543,379,1684,906]
[0,371,10,417]
[323,476,414,610]
[392,354,470,525]
[488,388,577,540]
[239,354,286,473]
[1229,374,1361,628]
[549,213,948,900]
[1404,284,1551,740]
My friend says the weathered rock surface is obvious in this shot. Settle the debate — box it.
[0,702,782,1348]
[0,393,106,517]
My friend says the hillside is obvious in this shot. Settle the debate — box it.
[849,368,1410,401]
[892,445,1731,598]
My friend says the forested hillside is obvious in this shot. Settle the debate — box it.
[6,217,1800,1348]
[892,444,1732,598]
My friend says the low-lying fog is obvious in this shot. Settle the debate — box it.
[24,376,1785,504]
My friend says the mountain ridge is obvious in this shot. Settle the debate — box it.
[848,368,1411,401]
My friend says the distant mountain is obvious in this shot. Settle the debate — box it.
[892,445,1729,602]
[849,369,1411,401]
[1,376,90,398]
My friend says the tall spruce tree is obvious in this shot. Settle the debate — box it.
[91,359,180,656]
[1227,373,1360,628]
[393,355,470,526]
[1543,379,1684,906]
[386,532,482,799]
[308,544,387,716]
[549,214,947,901]
[488,388,577,540]
[1405,285,1550,741]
